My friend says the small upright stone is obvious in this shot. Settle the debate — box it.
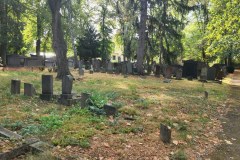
[160,124,171,143]
[80,92,91,108]
[24,83,36,97]
[175,69,183,80]
[11,80,21,94]
[204,91,208,99]
[40,75,53,101]
[103,104,117,116]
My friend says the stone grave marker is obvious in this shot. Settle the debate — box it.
[155,65,161,77]
[79,68,84,76]
[121,62,127,75]
[103,104,117,116]
[126,62,133,74]
[80,92,91,108]
[200,67,208,82]
[40,75,53,101]
[164,67,172,79]
[107,62,113,74]
[160,124,171,143]
[24,83,36,97]
[11,80,21,94]
[59,75,74,106]
[207,67,216,80]
[175,69,182,80]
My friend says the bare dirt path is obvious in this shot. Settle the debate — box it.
[208,70,240,160]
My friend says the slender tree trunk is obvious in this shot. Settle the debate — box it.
[0,0,7,66]
[36,14,41,56]
[136,0,147,75]
[48,0,70,79]
[67,1,78,68]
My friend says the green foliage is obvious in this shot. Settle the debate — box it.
[76,26,100,60]
[171,150,187,160]
[39,114,64,130]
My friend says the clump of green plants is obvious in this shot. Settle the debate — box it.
[135,98,150,109]
[171,149,187,160]
[39,114,64,130]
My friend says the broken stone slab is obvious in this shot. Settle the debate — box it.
[163,79,171,83]
[0,126,22,139]
[160,124,171,144]
[103,104,117,116]
[30,141,53,153]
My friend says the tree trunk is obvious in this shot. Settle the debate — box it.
[0,0,7,66]
[48,0,70,79]
[36,14,41,56]
[67,1,78,68]
[136,0,147,75]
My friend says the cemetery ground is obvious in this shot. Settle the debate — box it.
[0,69,239,160]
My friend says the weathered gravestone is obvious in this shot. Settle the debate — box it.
[103,104,117,116]
[160,124,171,143]
[59,75,74,106]
[207,67,216,80]
[80,92,91,108]
[200,67,208,82]
[155,65,161,77]
[11,80,21,94]
[107,62,114,74]
[126,62,133,74]
[79,68,84,76]
[164,67,172,79]
[24,83,36,97]
[121,62,127,75]
[40,75,53,101]
[89,65,94,74]
[175,69,183,80]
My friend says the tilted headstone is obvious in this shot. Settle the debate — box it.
[40,75,53,101]
[175,69,182,80]
[160,124,171,143]
[24,83,36,97]
[11,80,21,94]
[207,67,216,80]
[103,104,117,116]
[79,68,84,76]
[200,67,208,81]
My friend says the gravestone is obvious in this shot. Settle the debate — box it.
[79,68,84,76]
[200,67,208,82]
[216,70,224,81]
[121,62,127,75]
[59,75,74,106]
[126,62,133,74]
[160,124,171,143]
[107,62,113,74]
[182,60,198,78]
[40,75,53,101]
[103,104,117,116]
[80,92,91,108]
[11,80,21,94]
[164,67,172,79]
[155,65,161,77]
[207,67,216,80]
[89,65,94,74]
[204,91,208,99]
[175,69,182,80]
[24,83,36,97]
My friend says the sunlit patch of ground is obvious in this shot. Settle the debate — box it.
[0,68,235,159]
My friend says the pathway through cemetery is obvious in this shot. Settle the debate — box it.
[208,70,240,159]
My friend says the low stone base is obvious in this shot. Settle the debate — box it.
[40,94,53,101]
[58,97,81,106]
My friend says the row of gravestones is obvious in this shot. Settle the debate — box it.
[78,60,136,76]
[200,66,227,82]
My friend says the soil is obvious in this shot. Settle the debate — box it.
[207,70,240,159]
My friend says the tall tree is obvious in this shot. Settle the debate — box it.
[48,0,70,79]
[136,0,148,74]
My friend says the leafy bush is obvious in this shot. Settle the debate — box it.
[39,114,63,130]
